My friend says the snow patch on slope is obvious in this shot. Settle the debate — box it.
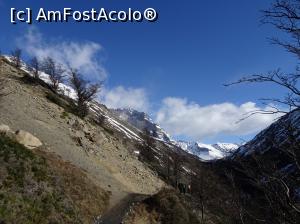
[5,56,144,143]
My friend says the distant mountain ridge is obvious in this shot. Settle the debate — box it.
[175,141,239,161]
[112,108,239,161]
[111,108,172,142]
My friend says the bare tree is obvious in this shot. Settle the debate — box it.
[0,56,3,74]
[228,118,300,224]
[42,57,65,92]
[0,58,5,98]
[172,151,183,187]
[234,153,300,223]
[27,57,41,79]
[11,48,22,68]
[226,0,300,115]
[163,152,172,181]
[96,113,106,126]
[190,172,206,223]
[0,64,9,100]
[69,69,101,117]
[261,0,300,60]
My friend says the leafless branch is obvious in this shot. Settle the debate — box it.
[69,68,102,117]
[235,109,285,124]
[27,57,41,79]
[11,48,22,68]
[42,57,65,92]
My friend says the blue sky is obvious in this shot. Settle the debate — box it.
[0,0,297,143]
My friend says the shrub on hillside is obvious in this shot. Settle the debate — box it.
[144,188,200,224]
[0,134,110,223]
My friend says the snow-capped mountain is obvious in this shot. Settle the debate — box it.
[111,108,171,142]
[175,141,239,161]
[111,108,239,161]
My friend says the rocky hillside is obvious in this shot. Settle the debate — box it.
[0,56,168,223]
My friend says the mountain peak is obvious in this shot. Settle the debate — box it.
[175,141,239,161]
[111,108,240,161]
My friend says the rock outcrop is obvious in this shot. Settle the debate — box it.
[0,124,42,149]
[15,130,43,149]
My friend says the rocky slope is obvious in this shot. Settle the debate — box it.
[0,57,166,223]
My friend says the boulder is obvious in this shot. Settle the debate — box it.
[15,130,42,149]
[0,124,15,139]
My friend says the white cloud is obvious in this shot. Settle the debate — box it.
[101,86,149,112]
[156,97,281,141]
[19,27,107,81]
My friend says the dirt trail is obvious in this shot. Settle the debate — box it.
[98,193,149,224]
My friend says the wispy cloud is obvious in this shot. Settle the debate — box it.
[100,86,150,112]
[156,97,281,141]
[18,27,107,81]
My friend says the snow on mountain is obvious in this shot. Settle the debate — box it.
[111,108,239,161]
[175,141,239,161]
[111,108,171,142]
[90,103,143,142]
[213,143,240,154]
[236,109,300,157]
[4,56,78,99]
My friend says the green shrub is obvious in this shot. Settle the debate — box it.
[60,111,69,119]
[46,92,67,108]
[46,92,88,119]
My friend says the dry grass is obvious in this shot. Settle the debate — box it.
[35,148,111,223]
[0,135,110,224]
[123,203,160,224]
